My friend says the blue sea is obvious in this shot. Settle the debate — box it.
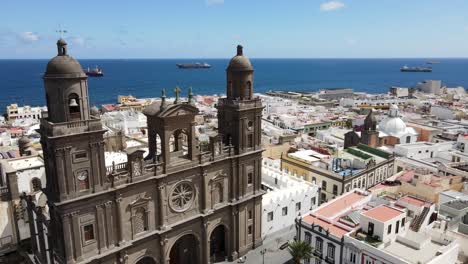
[0,58,467,110]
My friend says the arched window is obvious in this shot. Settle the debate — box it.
[406,136,411,143]
[31,178,41,192]
[68,93,81,120]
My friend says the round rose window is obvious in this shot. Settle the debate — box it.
[170,182,195,212]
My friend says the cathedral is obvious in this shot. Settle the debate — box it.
[24,39,264,264]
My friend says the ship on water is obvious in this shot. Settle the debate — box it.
[176,62,211,69]
[400,65,432,72]
[85,66,104,77]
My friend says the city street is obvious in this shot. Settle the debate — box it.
[220,227,296,264]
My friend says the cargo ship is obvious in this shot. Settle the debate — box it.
[85,66,104,77]
[176,63,211,69]
[400,66,432,72]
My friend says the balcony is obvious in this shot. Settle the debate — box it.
[40,117,103,137]
[217,98,263,109]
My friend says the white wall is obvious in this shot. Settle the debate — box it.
[262,159,320,238]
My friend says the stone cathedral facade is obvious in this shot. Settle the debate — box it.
[24,40,264,264]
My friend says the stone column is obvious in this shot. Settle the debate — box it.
[160,237,169,264]
[55,148,67,199]
[62,213,75,263]
[104,201,115,249]
[115,195,125,245]
[96,204,106,253]
[71,212,83,261]
[97,141,106,189]
[89,143,99,192]
[64,147,74,197]
[158,184,167,230]
[203,220,211,264]
[230,209,238,261]
[202,171,209,213]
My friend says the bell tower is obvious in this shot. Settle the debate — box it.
[40,39,107,203]
[217,45,263,155]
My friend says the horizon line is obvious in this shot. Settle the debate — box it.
[1,57,468,60]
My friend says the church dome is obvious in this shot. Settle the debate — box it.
[45,39,86,78]
[379,117,407,136]
[18,136,32,146]
[227,45,253,72]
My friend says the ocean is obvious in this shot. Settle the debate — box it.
[0,58,467,110]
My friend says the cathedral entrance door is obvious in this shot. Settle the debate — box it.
[210,225,227,262]
[169,234,199,264]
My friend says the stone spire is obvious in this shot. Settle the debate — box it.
[174,86,181,104]
[188,87,195,105]
[160,88,167,110]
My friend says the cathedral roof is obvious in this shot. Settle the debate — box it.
[226,45,253,72]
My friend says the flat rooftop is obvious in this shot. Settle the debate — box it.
[397,195,432,208]
[302,215,351,238]
[383,237,448,264]
[444,200,468,210]
[362,205,404,222]
[7,156,44,171]
[288,149,329,163]
[315,191,369,219]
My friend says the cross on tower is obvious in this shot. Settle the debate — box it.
[56,25,68,38]
[174,86,181,104]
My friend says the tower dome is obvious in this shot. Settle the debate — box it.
[379,105,407,137]
[379,118,407,136]
[45,39,86,78]
[227,45,253,72]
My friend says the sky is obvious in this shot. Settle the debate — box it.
[1,0,468,59]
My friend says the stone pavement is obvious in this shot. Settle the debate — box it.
[219,226,296,264]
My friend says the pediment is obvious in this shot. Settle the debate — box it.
[130,194,151,206]
[209,172,228,183]
[158,103,199,118]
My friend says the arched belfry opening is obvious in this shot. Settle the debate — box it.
[68,93,81,120]
[143,88,200,172]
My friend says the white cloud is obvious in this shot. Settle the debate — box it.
[206,0,224,6]
[67,36,93,48]
[320,1,345,12]
[17,32,40,43]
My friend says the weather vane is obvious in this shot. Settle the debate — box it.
[56,25,68,38]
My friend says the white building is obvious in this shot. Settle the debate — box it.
[100,109,147,135]
[5,104,47,121]
[456,134,468,153]
[0,155,45,255]
[394,141,454,160]
[416,80,442,94]
[378,105,418,144]
[430,106,456,120]
[262,158,319,239]
[297,189,460,264]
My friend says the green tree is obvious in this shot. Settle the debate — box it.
[288,240,313,264]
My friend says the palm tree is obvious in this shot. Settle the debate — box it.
[288,240,313,264]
